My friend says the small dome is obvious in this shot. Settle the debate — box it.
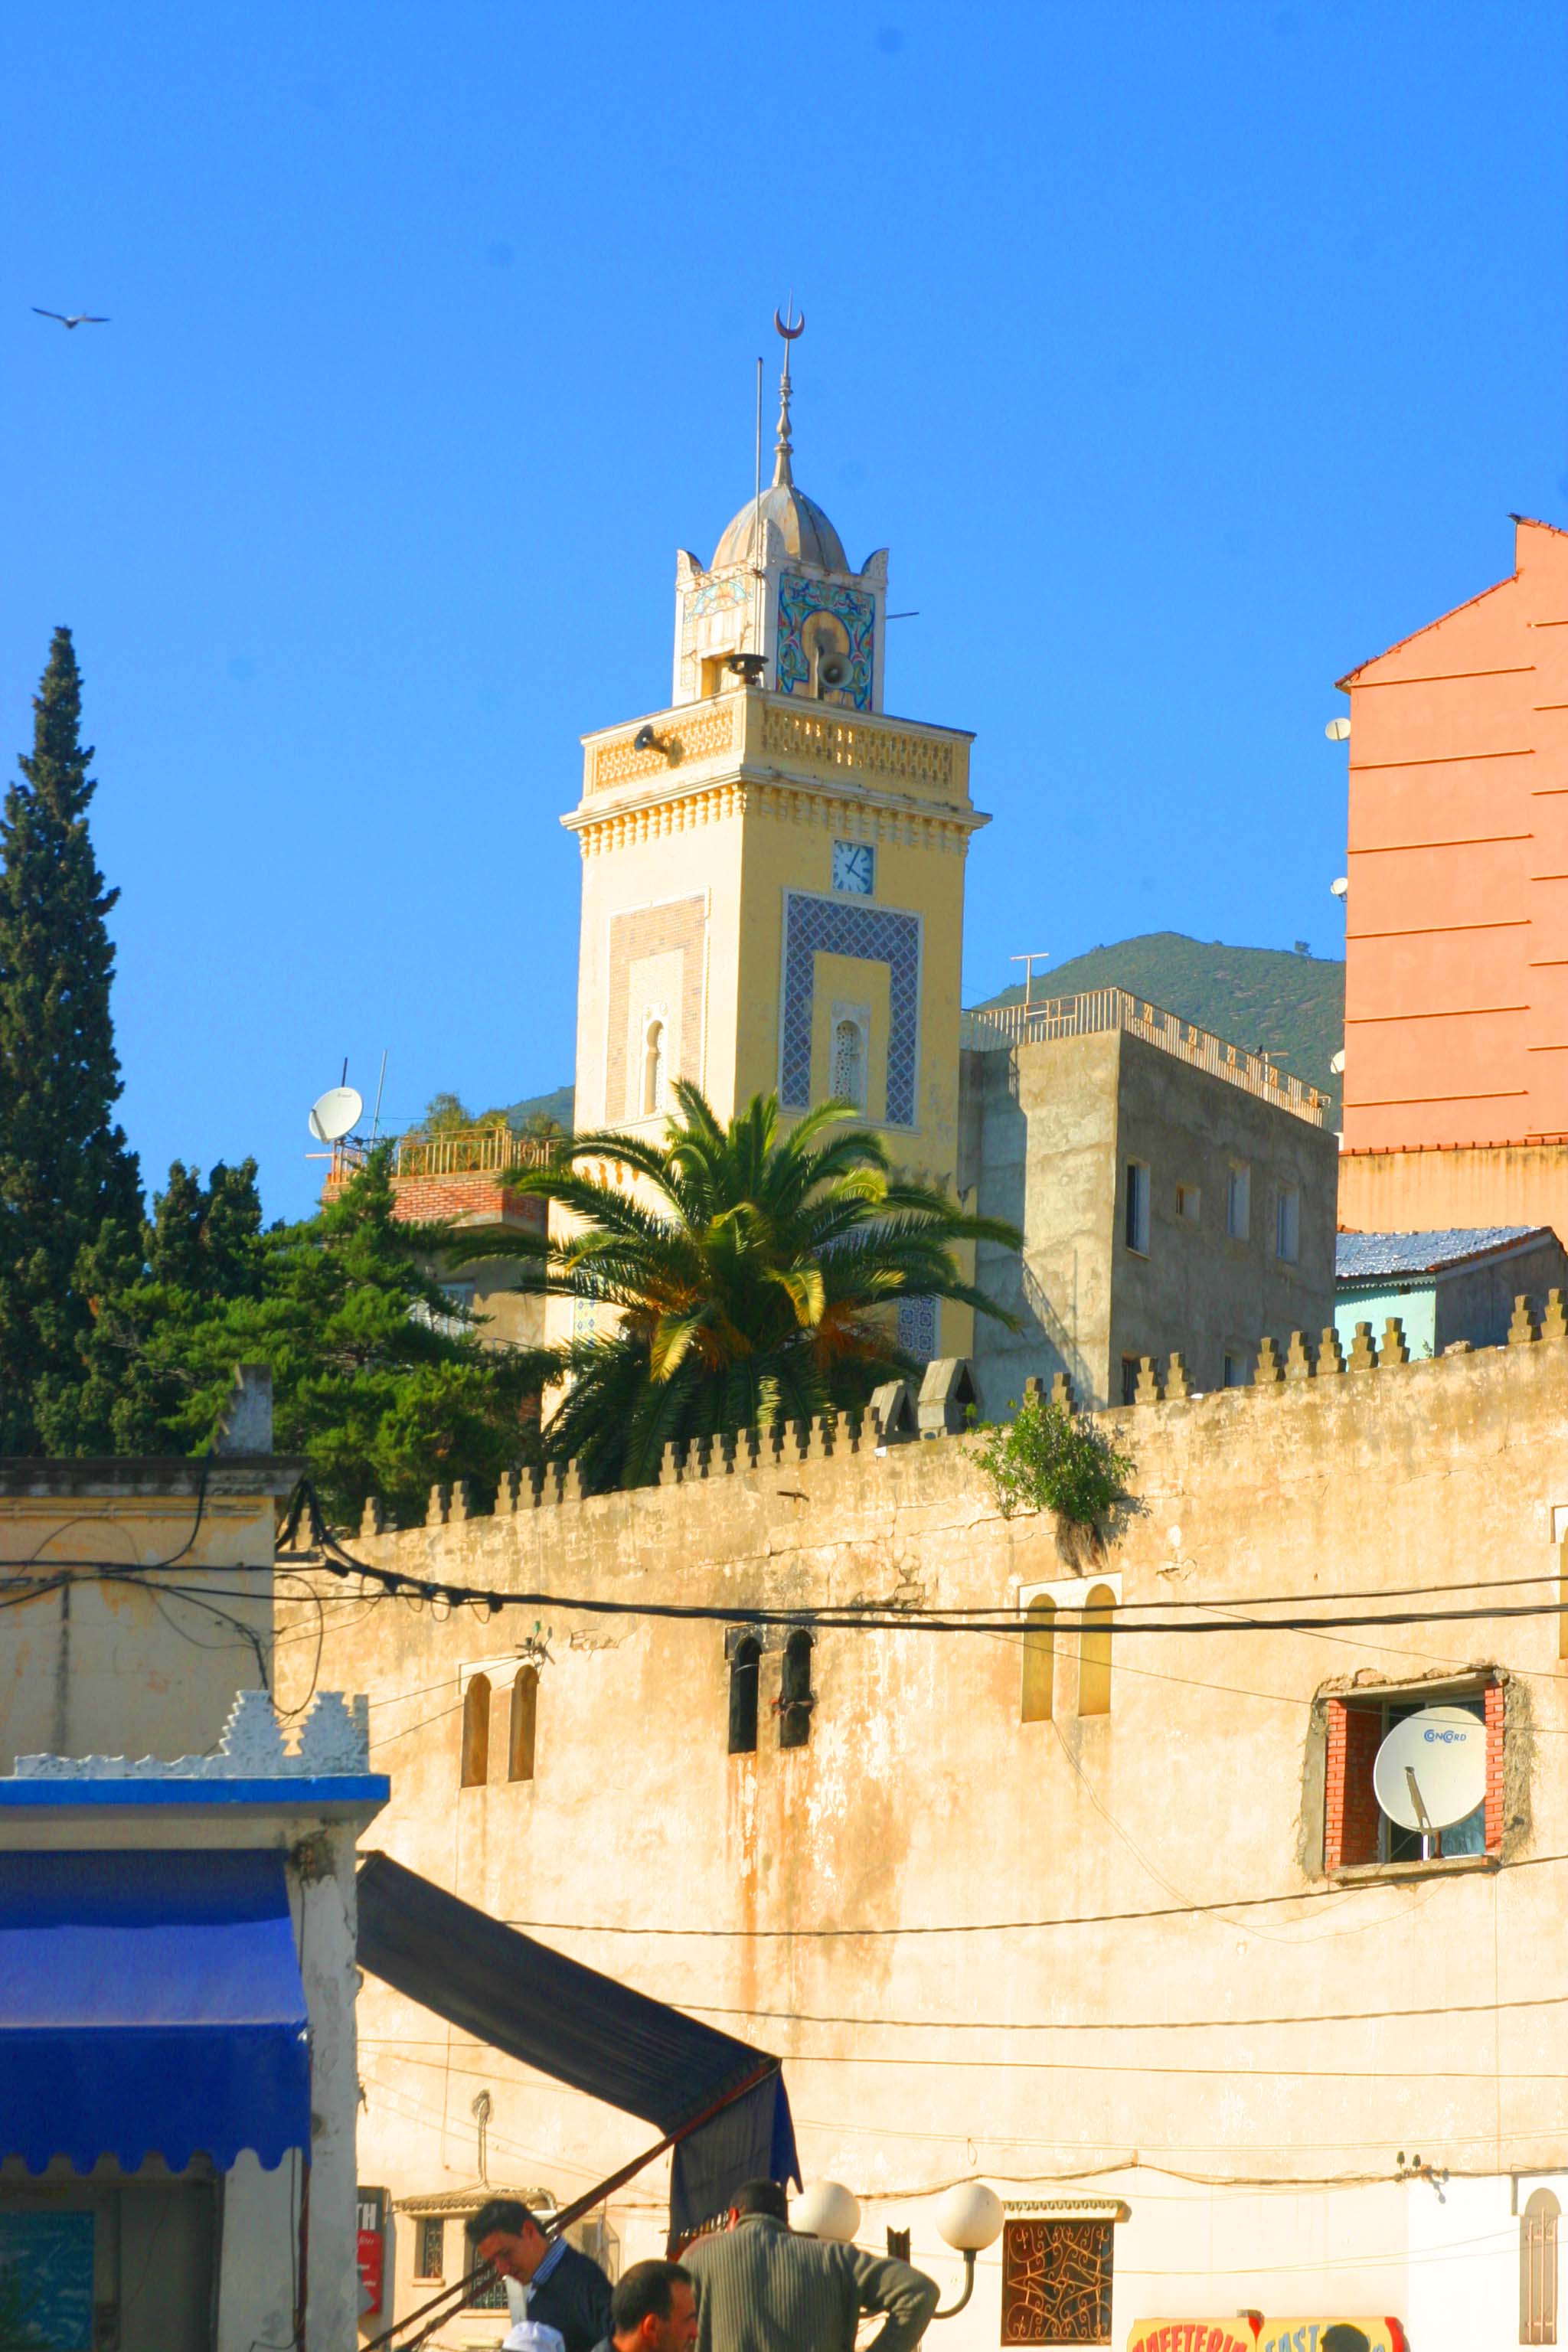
[713,482,848,575]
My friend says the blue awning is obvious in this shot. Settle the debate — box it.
[0,1849,310,2174]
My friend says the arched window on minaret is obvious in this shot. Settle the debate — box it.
[642,1019,666,1117]
[831,1018,865,1110]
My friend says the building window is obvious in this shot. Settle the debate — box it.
[779,1629,815,1749]
[1000,2216,1113,2345]
[1120,1356,1140,1406]
[831,1016,867,1109]
[1523,2188,1560,2345]
[1227,1163,1250,1240]
[728,1636,761,1755]
[1124,1162,1150,1255]
[508,1667,537,1782]
[1021,1597,1056,1723]
[1223,1351,1244,1388]
[416,2217,445,2282]
[1175,1182,1200,1224]
[1079,1585,1114,1717]
[460,1674,491,1788]
[642,1018,667,1117]
[1276,1182,1301,1263]
[1324,1682,1500,1871]
[467,2267,511,2311]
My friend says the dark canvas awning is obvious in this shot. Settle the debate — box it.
[0,1849,310,2174]
[357,1851,799,2234]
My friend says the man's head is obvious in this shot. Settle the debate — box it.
[469,2198,550,2284]
[1321,2333,1370,2352]
[610,2261,697,2352]
[726,2179,789,2230]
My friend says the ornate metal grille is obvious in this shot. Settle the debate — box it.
[1000,2218,1112,2345]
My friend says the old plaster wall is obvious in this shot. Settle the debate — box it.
[280,1334,1568,2352]
[0,1475,282,1769]
[965,1028,1337,1410]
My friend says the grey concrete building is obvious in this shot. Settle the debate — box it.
[959,991,1338,1412]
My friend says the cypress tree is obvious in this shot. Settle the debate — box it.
[0,629,142,1449]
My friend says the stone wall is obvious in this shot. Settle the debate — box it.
[280,1314,1568,2347]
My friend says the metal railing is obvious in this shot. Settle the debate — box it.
[328,1129,563,1183]
[960,988,1329,1125]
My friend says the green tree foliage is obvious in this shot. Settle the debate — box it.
[0,630,142,1449]
[974,1390,1134,1531]
[119,1149,538,1527]
[452,1081,1021,1493]
[37,1159,266,1454]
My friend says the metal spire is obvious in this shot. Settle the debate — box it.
[773,302,804,488]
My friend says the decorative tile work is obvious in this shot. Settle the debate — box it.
[777,573,875,710]
[897,1295,938,1363]
[573,1298,599,1344]
[691,576,750,619]
[779,892,921,1125]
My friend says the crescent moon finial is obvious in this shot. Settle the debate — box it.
[774,302,805,341]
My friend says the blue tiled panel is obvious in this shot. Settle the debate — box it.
[897,1296,938,1363]
[776,573,876,711]
[779,893,922,1125]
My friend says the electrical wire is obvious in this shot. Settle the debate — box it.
[497,1844,1568,1941]
[276,1501,1568,1638]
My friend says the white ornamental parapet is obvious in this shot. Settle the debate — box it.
[11,1688,371,1779]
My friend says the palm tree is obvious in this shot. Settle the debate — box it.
[454,1082,1019,1492]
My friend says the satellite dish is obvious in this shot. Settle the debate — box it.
[309,1085,364,1143]
[1372,1706,1487,1832]
[1325,715,1351,742]
[1330,876,1349,899]
[1330,1049,1345,1075]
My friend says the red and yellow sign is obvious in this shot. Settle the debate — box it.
[1129,2326,1404,2352]
[1129,2328,1257,2352]
[1257,2328,1403,2352]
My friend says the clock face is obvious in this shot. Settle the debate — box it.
[831,840,875,897]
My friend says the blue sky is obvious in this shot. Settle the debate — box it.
[3,2,1564,1220]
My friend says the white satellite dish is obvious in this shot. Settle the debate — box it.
[1329,875,1349,900]
[1372,1706,1487,1833]
[1325,715,1351,742]
[1330,1049,1345,1075]
[309,1085,364,1144]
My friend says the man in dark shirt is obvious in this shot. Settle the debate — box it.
[469,2199,612,2352]
[588,2259,698,2352]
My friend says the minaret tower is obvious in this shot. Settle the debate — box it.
[561,315,988,1359]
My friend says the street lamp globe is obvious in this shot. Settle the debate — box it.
[935,2183,1004,2253]
[792,2180,861,2243]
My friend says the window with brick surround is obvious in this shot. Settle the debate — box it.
[1324,1681,1502,1871]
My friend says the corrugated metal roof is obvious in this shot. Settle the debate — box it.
[1336,1227,1544,1281]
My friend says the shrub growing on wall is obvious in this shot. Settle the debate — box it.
[975,1391,1132,1531]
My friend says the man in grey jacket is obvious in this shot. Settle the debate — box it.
[684,2180,939,2352]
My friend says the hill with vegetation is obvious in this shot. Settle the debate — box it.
[971,932,1344,1119]
[497,937,1345,1135]
[502,1081,575,1133]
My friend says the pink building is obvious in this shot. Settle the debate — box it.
[1338,517,1568,1234]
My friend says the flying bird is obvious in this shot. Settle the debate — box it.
[32,309,109,329]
